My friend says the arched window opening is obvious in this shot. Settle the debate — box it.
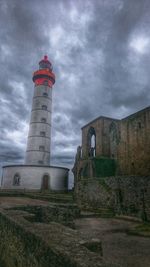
[42,105,47,110]
[40,131,46,137]
[41,118,46,123]
[91,134,96,157]
[138,122,142,129]
[13,173,20,186]
[87,127,96,158]
[43,92,48,97]
[109,122,118,159]
[39,145,45,151]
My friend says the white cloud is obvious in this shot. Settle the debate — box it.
[10,81,26,97]
[49,25,64,47]
[129,35,150,54]
[1,44,12,58]
[5,121,28,149]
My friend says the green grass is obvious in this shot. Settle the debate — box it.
[127,223,150,237]
[81,207,115,218]
[135,223,150,232]
[0,190,74,203]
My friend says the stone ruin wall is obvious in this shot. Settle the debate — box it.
[118,107,150,176]
[75,176,150,221]
[73,107,150,220]
[0,206,118,267]
[80,107,150,176]
[81,117,120,160]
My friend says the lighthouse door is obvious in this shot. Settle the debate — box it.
[41,174,50,190]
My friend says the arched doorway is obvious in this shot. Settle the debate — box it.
[41,174,50,190]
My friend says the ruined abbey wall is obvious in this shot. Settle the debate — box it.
[75,106,150,177]
[81,117,120,159]
[118,107,150,176]
[73,107,150,220]
[75,175,150,221]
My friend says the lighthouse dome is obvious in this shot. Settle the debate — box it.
[39,55,52,71]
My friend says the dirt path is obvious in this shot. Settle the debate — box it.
[0,196,49,208]
[75,217,150,267]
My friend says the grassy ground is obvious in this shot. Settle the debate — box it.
[128,222,150,237]
[0,190,74,203]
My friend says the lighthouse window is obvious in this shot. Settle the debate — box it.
[39,145,45,151]
[40,131,46,137]
[38,160,44,164]
[13,173,20,186]
[42,105,47,110]
[41,118,46,123]
[43,92,48,97]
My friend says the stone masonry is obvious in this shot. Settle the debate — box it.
[73,106,150,220]
[73,106,150,179]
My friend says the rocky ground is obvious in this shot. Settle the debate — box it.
[75,217,150,267]
[0,196,150,267]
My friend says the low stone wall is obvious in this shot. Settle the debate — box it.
[75,176,150,221]
[11,203,80,228]
[0,208,119,267]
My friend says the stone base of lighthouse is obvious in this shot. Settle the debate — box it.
[1,165,69,191]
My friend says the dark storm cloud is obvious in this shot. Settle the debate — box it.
[103,0,150,113]
[0,141,24,163]
[0,0,150,171]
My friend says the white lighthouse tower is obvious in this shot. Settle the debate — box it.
[25,55,55,165]
[2,56,69,191]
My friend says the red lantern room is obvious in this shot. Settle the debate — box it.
[32,55,55,87]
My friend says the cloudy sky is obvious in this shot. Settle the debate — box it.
[0,0,150,174]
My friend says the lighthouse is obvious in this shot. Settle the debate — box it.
[25,55,55,165]
[2,56,69,191]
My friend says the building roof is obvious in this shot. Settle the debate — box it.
[122,105,150,121]
[81,105,150,130]
[81,116,120,129]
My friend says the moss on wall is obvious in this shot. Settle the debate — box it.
[98,178,112,193]
[93,157,116,177]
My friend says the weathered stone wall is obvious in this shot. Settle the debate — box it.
[0,208,118,267]
[118,107,150,176]
[75,176,150,221]
[11,203,80,227]
[73,158,116,182]
[81,117,120,159]
[78,106,150,177]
